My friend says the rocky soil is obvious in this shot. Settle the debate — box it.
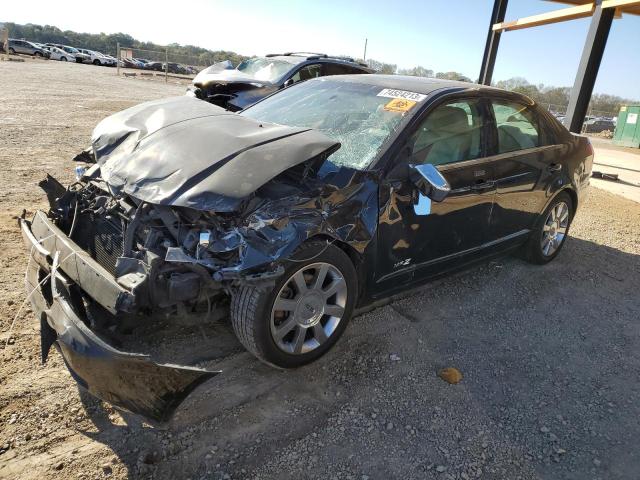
[1,61,639,480]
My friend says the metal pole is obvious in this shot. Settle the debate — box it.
[479,0,508,85]
[165,47,168,83]
[116,42,120,76]
[564,0,614,133]
[363,38,367,62]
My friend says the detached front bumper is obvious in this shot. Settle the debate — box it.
[20,211,219,422]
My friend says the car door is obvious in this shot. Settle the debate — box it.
[15,40,28,54]
[487,98,562,244]
[374,96,497,293]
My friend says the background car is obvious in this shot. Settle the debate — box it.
[583,118,616,134]
[163,62,189,74]
[188,52,374,111]
[6,39,49,58]
[144,61,164,71]
[77,48,115,66]
[42,46,75,62]
[45,43,90,63]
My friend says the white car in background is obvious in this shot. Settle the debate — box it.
[42,46,76,62]
[77,48,116,66]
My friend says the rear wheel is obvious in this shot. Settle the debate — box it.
[60,57,68,62]
[34,51,43,57]
[93,59,101,65]
[524,192,573,264]
[231,241,357,368]
[8,47,15,54]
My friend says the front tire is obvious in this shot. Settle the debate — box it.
[34,51,43,57]
[524,192,573,264]
[60,57,67,62]
[93,59,101,65]
[231,241,357,368]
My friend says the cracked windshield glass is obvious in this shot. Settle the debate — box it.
[241,78,410,170]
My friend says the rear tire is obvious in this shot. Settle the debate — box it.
[60,57,68,62]
[231,241,357,368]
[523,192,573,265]
[8,47,15,54]
[34,51,43,57]
[93,59,101,65]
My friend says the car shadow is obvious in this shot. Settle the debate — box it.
[72,235,640,479]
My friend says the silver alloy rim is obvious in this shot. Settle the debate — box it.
[541,201,569,257]
[270,262,347,355]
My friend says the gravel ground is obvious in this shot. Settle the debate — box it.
[1,61,639,480]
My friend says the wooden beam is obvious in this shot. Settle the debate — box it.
[493,3,595,31]
[602,0,640,9]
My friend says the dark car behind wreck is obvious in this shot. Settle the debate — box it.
[188,52,373,110]
[20,75,593,422]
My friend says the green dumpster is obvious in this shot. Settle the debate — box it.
[613,105,640,148]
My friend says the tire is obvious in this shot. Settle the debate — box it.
[231,241,358,368]
[93,59,101,66]
[60,57,67,62]
[8,48,15,54]
[34,51,43,57]
[523,192,573,265]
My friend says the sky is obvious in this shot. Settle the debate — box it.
[4,0,640,99]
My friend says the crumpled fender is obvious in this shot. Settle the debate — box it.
[220,171,380,276]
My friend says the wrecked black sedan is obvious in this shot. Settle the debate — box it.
[20,75,593,421]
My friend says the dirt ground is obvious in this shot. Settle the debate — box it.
[1,61,640,480]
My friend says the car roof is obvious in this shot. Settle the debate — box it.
[322,74,506,96]
[262,53,371,69]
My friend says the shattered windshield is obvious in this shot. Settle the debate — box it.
[241,79,411,170]
[236,57,294,82]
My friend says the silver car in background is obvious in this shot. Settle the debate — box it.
[7,39,49,58]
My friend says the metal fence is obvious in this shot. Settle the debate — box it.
[116,44,212,82]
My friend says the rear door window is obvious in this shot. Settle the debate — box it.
[289,64,322,84]
[323,63,363,76]
[491,101,540,153]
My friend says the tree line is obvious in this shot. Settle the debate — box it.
[365,59,635,115]
[6,22,635,114]
[3,22,248,66]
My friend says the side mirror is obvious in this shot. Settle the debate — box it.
[283,78,294,88]
[409,163,450,202]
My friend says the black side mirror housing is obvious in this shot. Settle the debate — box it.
[409,164,450,202]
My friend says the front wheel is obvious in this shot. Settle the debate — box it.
[60,57,67,62]
[524,192,573,264]
[231,241,357,368]
[34,51,43,57]
[93,59,101,65]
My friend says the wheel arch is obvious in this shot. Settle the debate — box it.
[543,186,578,220]
[305,233,365,299]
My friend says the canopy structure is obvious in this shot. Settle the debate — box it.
[480,0,640,132]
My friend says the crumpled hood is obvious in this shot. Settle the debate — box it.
[91,96,340,212]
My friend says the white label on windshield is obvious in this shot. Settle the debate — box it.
[377,88,427,102]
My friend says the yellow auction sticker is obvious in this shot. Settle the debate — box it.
[384,98,417,113]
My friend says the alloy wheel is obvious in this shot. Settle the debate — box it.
[270,262,347,355]
[541,201,569,257]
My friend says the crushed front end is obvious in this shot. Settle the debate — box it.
[18,96,372,421]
